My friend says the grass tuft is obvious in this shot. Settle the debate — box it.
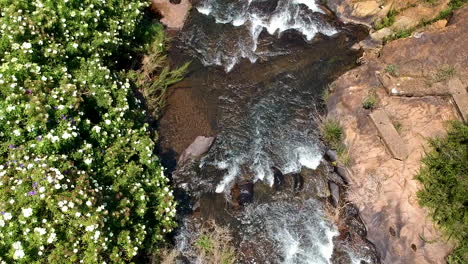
[375,9,397,30]
[385,64,399,77]
[362,90,378,110]
[321,119,343,148]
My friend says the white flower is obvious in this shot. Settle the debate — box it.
[21,42,31,49]
[13,248,25,259]
[62,132,72,139]
[72,43,78,48]
[3,212,12,221]
[61,206,68,212]
[75,212,81,217]
[105,119,111,125]
[13,129,21,136]
[86,200,92,206]
[39,186,45,193]
[12,242,24,259]
[93,126,101,133]
[84,158,92,165]
[0,219,4,227]
[34,227,46,235]
[12,241,22,250]
[93,231,100,240]
[47,232,56,243]
[22,208,33,218]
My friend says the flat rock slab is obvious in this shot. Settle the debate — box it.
[151,0,191,29]
[449,78,468,122]
[370,109,408,160]
[178,136,215,163]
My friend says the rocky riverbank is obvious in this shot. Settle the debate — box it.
[326,4,468,264]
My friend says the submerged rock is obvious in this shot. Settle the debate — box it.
[329,181,340,207]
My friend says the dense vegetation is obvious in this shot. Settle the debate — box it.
[0,0,181,263]
[416,121,468,263]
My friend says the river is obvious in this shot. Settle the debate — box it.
[157,0,379,263]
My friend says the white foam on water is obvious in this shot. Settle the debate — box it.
[318,221,339,262]
[242,199,338,264]
[195,0,338,71]
[214,143,322,193]
[215,157,242,193]
[277,228,301,264]
[277,218,337,264]
[282,146,323,174]
[196,2,212,16]
[293,0,323,13]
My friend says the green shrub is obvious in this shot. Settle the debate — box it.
[416,121,468,263]
[321,83,336,104]
[375,9,397,30]
[362,91,378,110]
[0,1,177,263]
[321,119,343,149]
[335,144,352,166]
[384,64,398,77]
[384,29,413,42]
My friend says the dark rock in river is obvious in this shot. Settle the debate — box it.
[329,181,340,207]
[238,181,254,205]
[325,149,338,162]
[332,204,380,264]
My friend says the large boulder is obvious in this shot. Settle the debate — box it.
[151,0,191,29]
[178,136,215,163]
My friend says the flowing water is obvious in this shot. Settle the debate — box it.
[160,0,378,263]
[192,0,337,71]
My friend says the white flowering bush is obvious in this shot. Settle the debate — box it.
[0,0,177,263]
